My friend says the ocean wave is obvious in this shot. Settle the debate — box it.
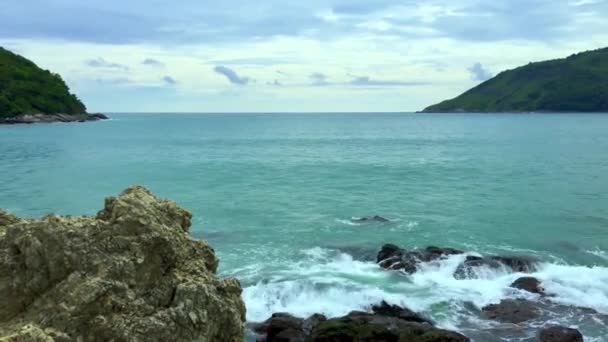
[242,246,608,339]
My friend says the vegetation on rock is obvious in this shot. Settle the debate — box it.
[0,47,86,118]
[424,47,608,113]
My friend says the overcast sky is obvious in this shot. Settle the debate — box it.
[1,0,607,112]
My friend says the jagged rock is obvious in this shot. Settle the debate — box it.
[538,326,584,342]
[377,244,464,274]
[511,277,545,295]
[482,299,540,324]
[0,186,245,341]
[454,255,538,279]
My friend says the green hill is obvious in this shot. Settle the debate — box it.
[0,47,87,118]
[423,47,608,113]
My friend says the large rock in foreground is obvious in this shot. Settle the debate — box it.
[0,186,245,341]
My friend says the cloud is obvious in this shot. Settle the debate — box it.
[310,72,330,86]
[468,62,493,81]
[85,57,128,70]
[349,76,429,87]
[143,58,164,67]
[213,66,250,85]
[210,57,288,66]
[162,76,177,85]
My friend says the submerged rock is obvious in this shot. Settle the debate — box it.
[351,215,391,224]
[511,277,545,295]
[454,255,538,279]
[377,244,464,274]
[0,186,245,341]
[538,326,584,342]
[255,303,469,342]
[482,299,540,324]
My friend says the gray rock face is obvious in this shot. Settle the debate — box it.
[538,326,584,342]
[0,186,245,341]
[351,215,391,224]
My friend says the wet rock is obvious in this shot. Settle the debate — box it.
[352,215,391,224]
[253,313,328,342]
[0,113,109,124]
[511,277,545,295]
[371,301,433,325]
[454,255,538,279]
[310,311,469,342]
[482,299,540,324]
[538,326,584,342]
[377,244,464,274]
[0,186,245,341]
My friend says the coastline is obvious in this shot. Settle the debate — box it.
[0,113,109,125]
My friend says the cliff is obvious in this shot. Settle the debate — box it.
[0,186,245,341]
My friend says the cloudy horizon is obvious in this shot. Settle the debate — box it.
[1,0,607,112]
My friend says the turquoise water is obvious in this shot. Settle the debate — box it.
[1,113,607,341]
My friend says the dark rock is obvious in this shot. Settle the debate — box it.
[253,313,327,342]
[352,215,391,224]
[377,244,464,274]
[309,311,469,342]
[482,299,540,324]
[454,255,538,279]
[371,301,433,325]
[538,326,584,342]
[90,113,110,120]
[511,277,545,295]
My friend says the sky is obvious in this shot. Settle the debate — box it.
[1,0,607,112]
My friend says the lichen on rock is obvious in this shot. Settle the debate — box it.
[0,186,245,342]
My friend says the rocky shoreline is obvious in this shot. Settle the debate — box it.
[0,192,597,341]
[0,113,109,124]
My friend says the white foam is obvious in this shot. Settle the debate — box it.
[242,247,608,338]
[587,248,608,262]
[535,263,608,314]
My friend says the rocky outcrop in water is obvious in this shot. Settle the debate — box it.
[511,277,545,295]
[0,186,245,341]
[482,299,540,324]
[377,244,464,274]
[254,303,470,342]
[538,326,584,342]
[351,216,391,224]
[453,255,538,279]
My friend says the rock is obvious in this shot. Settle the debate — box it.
[454,255,538,279]
[371,301,433,325]
[377,244,464,274]
[482,299,540,324]
[0,186,245,341]
[256,304,468,342]
[538,326,584,342]
[511,277,545,295]
[351,215,391,224]
[0,113,109,125]
[309,311,469,342]
[253,313,327,342]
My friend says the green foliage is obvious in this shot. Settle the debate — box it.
[0,47,86,118]
[424,47,608,112]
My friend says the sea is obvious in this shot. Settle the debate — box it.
[1,113,607,341]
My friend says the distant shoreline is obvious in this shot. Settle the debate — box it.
[0,113,109,125]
